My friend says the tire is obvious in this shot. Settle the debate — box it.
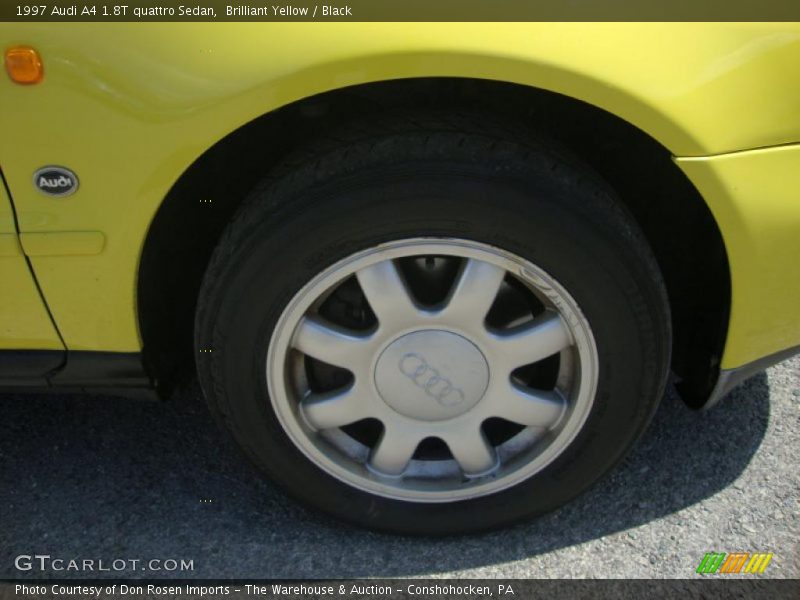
[195,114,671,534]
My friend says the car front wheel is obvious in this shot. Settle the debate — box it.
[195,115,671,533]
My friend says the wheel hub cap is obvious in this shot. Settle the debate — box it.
[374,330,489,421]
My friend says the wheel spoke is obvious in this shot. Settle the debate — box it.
[292,316,372,369]
[369,425,421,476]
[440,258,505,325]
[300,386,372,430]
[442,429,498,475]
[489,383,566,428]
[490,311,571,370]
[356,261,420,329]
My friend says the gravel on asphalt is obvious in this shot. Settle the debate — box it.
[0,357,797,579]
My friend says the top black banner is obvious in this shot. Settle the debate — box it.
[2,0,800,22]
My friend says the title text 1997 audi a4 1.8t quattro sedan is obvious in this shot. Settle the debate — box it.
[1,23,799,533]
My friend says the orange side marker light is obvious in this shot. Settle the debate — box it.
[5,46,43,84]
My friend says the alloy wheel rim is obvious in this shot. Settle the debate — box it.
[267,238,599,502]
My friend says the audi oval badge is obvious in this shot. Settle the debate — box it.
[33,166,79,197]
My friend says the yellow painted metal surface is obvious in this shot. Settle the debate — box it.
[0,23,796,363]
[20,231,106,256]
[0,180,64,350]
[677,144,800,368]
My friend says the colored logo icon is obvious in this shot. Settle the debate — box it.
[696,552,773,574]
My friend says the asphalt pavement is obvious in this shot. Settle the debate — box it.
[0,357,797,579]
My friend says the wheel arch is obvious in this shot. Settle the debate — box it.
[137,76,730,406]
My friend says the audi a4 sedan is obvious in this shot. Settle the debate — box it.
[1,23,799,533]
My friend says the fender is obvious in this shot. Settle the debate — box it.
[0,22,798,353]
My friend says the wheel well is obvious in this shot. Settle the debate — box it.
[138,77,729,406]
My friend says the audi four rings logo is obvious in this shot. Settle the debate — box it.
[398,353,466,407]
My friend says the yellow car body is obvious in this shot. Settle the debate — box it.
[1,22,799,403]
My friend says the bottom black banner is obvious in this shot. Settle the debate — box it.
[1,580,797,600]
